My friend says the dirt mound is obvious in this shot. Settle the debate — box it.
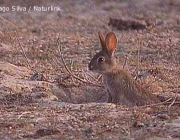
[0,0,179,139]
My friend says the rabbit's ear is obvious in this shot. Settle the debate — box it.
[105,32,117,54]
[98,31,106,49]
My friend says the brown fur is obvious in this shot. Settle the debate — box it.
[88,32,159,106]
[103,69,158,106]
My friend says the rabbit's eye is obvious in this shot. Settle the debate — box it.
[97,56,105,63]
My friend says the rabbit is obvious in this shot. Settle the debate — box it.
[88,31,159,106]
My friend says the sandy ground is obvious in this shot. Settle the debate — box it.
[0,0,180,139]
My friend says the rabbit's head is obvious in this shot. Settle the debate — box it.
[88,32,118,74]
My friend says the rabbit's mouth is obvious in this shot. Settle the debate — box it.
[88,64,94,71]
[88,64,100,73]
[89,67,107,74]
[89,65,99,73]
[88,63,111,74]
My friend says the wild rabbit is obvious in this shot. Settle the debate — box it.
[88,32,159,106]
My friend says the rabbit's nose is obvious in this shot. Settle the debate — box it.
[88,64,93,71]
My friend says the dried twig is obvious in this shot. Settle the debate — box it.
[15,32,32,70]
[0,16,18,29]
[123,55,128,69]
[168,92,178,108]
[97,75,102,81]
[0,16,33,72]
[84,72,101,85]
[107,97,174,113]
[83,70,101,84]
[136,97,173,109]
[57,38,103,87]
[137,38,141,69]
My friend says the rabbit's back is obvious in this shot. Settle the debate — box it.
[103,69,157,106]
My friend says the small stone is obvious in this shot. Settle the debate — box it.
[155,19,164,26]
[156,114,170,120]
[133,121,145,128]
[144,107,154,114]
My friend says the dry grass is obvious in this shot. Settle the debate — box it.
[0,0,179,139]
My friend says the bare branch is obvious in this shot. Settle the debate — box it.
[15,32,32,71]
[0,16,32,71]
[168,93,178,109]
[123,55,128,69]
[57,38,103,87]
